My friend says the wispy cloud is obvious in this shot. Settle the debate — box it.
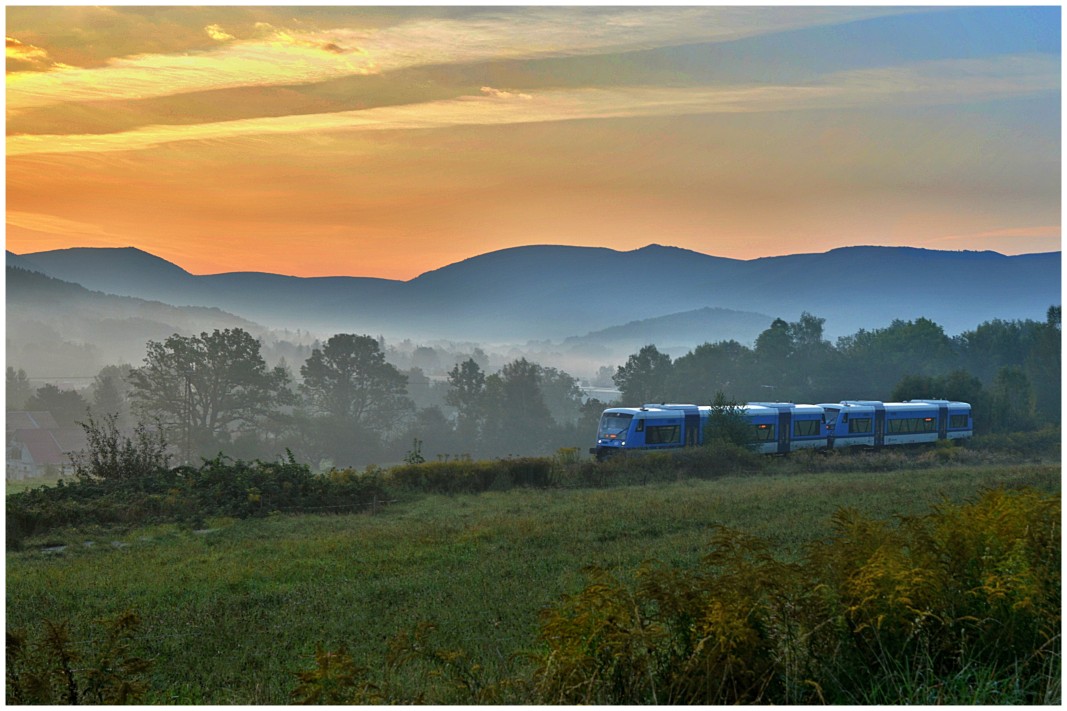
[204,24,235,43]
[8,53,1057,157]
[6,36,68,72]
[6,7,897,112]
[6,210,125,241]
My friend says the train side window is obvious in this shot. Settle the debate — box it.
[949,414,968,428]
[635,419,645,432]
[793,419,820,437]
[646,425,680,445]
[752,424,775,442]
[848,417,871,434]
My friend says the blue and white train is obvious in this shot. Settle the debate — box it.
[591,400,972,460]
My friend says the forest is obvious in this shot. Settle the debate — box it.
[6,306,1060,469]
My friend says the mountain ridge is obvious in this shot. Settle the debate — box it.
[8,243,1060,343]
[6,265,265,377]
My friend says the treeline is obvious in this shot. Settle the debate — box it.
[615,307,1061,434]
[8,332,598,468]
[7,306,1059,468]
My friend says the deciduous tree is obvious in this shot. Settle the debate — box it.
[613,345,673,405]
[300,334,411,431]
[129,328,292,461]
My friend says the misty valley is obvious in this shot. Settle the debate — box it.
[6,245,1061,705]
[5,243,1062,472]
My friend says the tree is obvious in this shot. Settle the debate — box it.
[614,345,673,405]
[89,364,134,428]
[836,318,957,396]
[754,318,793,364]
[129,328,292,461]
[300,334,411,429]
[990,366,1036,432]
[398,406,457,461]
[892,370,992,434]
[704,391,753,448]
[411,346,442,373]
[1025,305,1060,422]
[446,358,487,443]
[481,358,554,456]
[299,334,412,465]
[539,366,584,426]
[669,340,753,402]
[24,384,89,428]
[6,367,33,410]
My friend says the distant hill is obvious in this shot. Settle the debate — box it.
[561,306,774,358]
[9,244,1061,344]
[6,266,264,377]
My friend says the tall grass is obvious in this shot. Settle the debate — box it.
[7,462,1059,703]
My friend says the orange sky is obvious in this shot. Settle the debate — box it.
[6,6,1061,279]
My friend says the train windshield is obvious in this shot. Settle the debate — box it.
[599,413,633,438]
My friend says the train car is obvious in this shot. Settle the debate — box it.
[820,399,973,449]
[591,404,712,460]
[745,402,828,454]
[590,401,829,459]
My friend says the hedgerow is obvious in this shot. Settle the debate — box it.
[6,456,389,548]
[9,417,1057,549]
[383,457,552,494]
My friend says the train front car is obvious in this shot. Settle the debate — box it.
[591,404,710,460]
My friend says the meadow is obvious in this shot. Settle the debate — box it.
[6,454,1059,704]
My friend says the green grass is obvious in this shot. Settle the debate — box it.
[6,462,1059,703]
[6,473,71,495]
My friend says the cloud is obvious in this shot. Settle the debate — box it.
[7,52,1058,157]
[480,86,532,100]
[204,24,235,42]
[8,50,1054,158]
[5,7,896,111]
[829,54,1060,103]
[6,210,123,240]
[6,36,66,72]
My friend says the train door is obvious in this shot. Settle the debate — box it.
[937,404,948,440]
[874,405,885,447]
[777,409,791,454]
[685,412,699,446]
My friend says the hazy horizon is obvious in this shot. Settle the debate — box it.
[7,6,1061,280]
[10,240,1063,282]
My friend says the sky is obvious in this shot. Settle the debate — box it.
[5,5,1062,280]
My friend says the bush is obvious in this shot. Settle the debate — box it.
[6,454,391,545]
[70,413,171,489]
[966,425,1061,458]
[532,487,1061,705]
[7,611,151,704]
[385,457,552,495]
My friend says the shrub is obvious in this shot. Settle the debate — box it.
[6,611,151,705]
[385,458,552,495]
[70,413,170,489]
[6,453,391,545]
[531,487,1060,705]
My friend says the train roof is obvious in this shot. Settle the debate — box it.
[820,400,971,411]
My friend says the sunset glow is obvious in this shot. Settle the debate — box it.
[6,6,1060,279]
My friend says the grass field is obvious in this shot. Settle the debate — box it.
[6,460,1060,703]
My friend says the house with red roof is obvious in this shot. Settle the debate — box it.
[6,411,87,480]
